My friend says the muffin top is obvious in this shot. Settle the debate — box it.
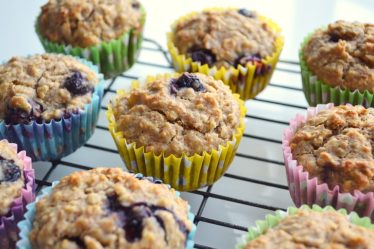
[290,105,374,193]
[29,168,193,249]
[172,9,277,69]
[0,140,24,216]
[244,210,374,249]
[39,0,143,48]
[0,54,99,124]
[303,20,374,92]
[112,73,242,157]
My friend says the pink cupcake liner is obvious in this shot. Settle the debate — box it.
[282,103,374,221]
[0,141,35,249]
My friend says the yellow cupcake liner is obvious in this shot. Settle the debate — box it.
[107,73,246,191]
[167,7,284,100]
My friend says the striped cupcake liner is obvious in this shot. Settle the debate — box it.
[35,8,146,79]
[0,56,105,161]
[0,141,35,249]
[17,176,196,249]
[282,103,374,221]
[167,7,284,100]
[300,32,374,107]
[107,73,246,191]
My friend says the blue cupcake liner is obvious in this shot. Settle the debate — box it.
[17,177,196,249]
[0,56,105,161]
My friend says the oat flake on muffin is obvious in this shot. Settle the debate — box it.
[29,168,193,249]
[112,73,241,157]
[0,54,99,124]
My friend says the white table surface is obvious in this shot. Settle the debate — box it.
[1,1,374,249]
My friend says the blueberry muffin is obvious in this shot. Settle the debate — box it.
[290,105,374,193]
[0,54,99,124]
[168,8,283,100]
[303,21,374,93]
[38,0,143,48]
[243,209,374,248]
[172,9,276,71]
[111,72,242,157]
[0,140,26,216]
[29,168,194,249]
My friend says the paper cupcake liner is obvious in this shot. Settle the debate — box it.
[107,73,246,191]
[35,8,146,79]
[299,33,374,107]
[236,204,374,248]
[282,103,374,220]
[0,141,35,249]
[17,177,196,249]
[167,7,284,100]
[0,56,105,161]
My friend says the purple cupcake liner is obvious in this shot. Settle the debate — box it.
[0,141,35,249]
[282,103,374,221]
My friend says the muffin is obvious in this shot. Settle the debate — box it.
[238,205,374,249]
[167,8,284,100]
[36,0,146,78]
[0,54,105,161]
[283,104,374,220]
[300,20,374,107]
[0,140,35,249]
[17,168,195,249]
[107,72,245,190]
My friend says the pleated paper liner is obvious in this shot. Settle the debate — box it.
[167,7,284,100]
[236,204,374,249]
[0,141,35,249]
[0,56,105,161]
[283,103,374,221]
[107,73,246,191]
[300,33,374,107]
[17,176,197,249]
[35,7,146,79]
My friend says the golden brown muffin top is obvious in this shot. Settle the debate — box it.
[172,9,277,69]
[39,0,143,48]
[29,168,193,249]
[112,73,242,157]
[303,20,374,92]
[290,105,374,193]
[0,54,99,123]
[244,210,374,249]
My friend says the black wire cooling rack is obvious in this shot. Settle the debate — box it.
[33,37,308,249]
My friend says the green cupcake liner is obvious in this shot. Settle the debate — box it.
[35,8,146,79]
[299,33,374,107]
[236,204,374,249]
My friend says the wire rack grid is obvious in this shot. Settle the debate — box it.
[32,37,307,249]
